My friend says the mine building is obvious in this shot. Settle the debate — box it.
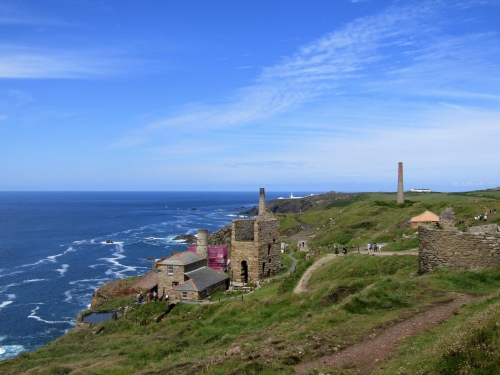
[230,188,281,283]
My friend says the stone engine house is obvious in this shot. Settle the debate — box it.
[231,188,281,283]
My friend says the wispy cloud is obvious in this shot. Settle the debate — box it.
[0,2,64,26]
[0,45,139,79]
[115,0,498,144]
[225,160,307,169]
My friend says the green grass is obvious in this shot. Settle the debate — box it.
[373,294,500,375]
[3,190,500,374]
[4,253,500,375]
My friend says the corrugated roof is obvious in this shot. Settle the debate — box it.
[157,251,206,266]
[411,210,440,222]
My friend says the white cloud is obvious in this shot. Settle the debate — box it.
[0,45,135,79]
[115,0,498,142]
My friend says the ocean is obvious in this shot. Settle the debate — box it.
[0,191,297,360]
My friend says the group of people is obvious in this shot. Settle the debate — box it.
[367,243,382,253]
[136,291,169,304]
[332,244,348,256]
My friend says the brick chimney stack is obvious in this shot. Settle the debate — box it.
[258,188,266,216]
[397,162,404,204]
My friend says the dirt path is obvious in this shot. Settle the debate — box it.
[294,292,478,374]
[293,254,336,294]
[294,249,418,295]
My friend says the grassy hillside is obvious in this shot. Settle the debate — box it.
[298,190,500,251]
[1,189,500,375]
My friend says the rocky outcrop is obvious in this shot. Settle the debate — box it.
[242,192,352,215]
[208,226,232,246]
[173,234,197,244]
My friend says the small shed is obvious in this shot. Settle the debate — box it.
[411,210,440,228]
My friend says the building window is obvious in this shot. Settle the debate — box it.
[182,291,188,299]
[172,282,179,287]
[167,265,174,275]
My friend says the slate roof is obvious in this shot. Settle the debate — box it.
[173,279,198,292]
[173,266,229,292]
[128,270,158,290]
[157,251,206,266]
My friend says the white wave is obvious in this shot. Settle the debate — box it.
[19,259,50,268]
[0,279,48,294]
[23,279,48,283]
[47,254,63,262]
[28,306,73,325]
[56,264,69,276]
[88,263,104,269]
[19,246,75,268]
[0,345,25,360]
[63,290,72,303]
[0,301,13,309]
[0,270,24,279]
[99,241,124,245]
[72,240,87,244]
[90,239,96,244]
[68,278,109,286]
[98,243,140,278]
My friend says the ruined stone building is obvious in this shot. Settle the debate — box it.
[418,223,500,274]
[231,188,281,283]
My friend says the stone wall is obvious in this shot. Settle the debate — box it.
[170,290,198,302]
[156,263,185,298]
[256,218,281,277]
[234,219,255,241]
[418,225,500,274]
[231,214,281,282]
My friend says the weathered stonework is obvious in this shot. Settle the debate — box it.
[231,188,281,283]
[153,251,228,301]
[418,224,500,274]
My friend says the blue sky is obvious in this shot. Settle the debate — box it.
[1,0,499,192]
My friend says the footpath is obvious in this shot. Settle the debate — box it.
[286,231,474,374]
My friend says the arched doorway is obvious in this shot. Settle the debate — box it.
[241,261,248,284]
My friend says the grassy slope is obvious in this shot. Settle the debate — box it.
[1,190,500,375]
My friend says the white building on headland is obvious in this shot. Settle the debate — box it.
[277,193,318,200]
[410,188,431,193]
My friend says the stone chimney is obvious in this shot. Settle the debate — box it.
[259,188,266,216]
[196,229,208,258]
[397,162,404,204]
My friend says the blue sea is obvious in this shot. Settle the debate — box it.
[0,191,299,360]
